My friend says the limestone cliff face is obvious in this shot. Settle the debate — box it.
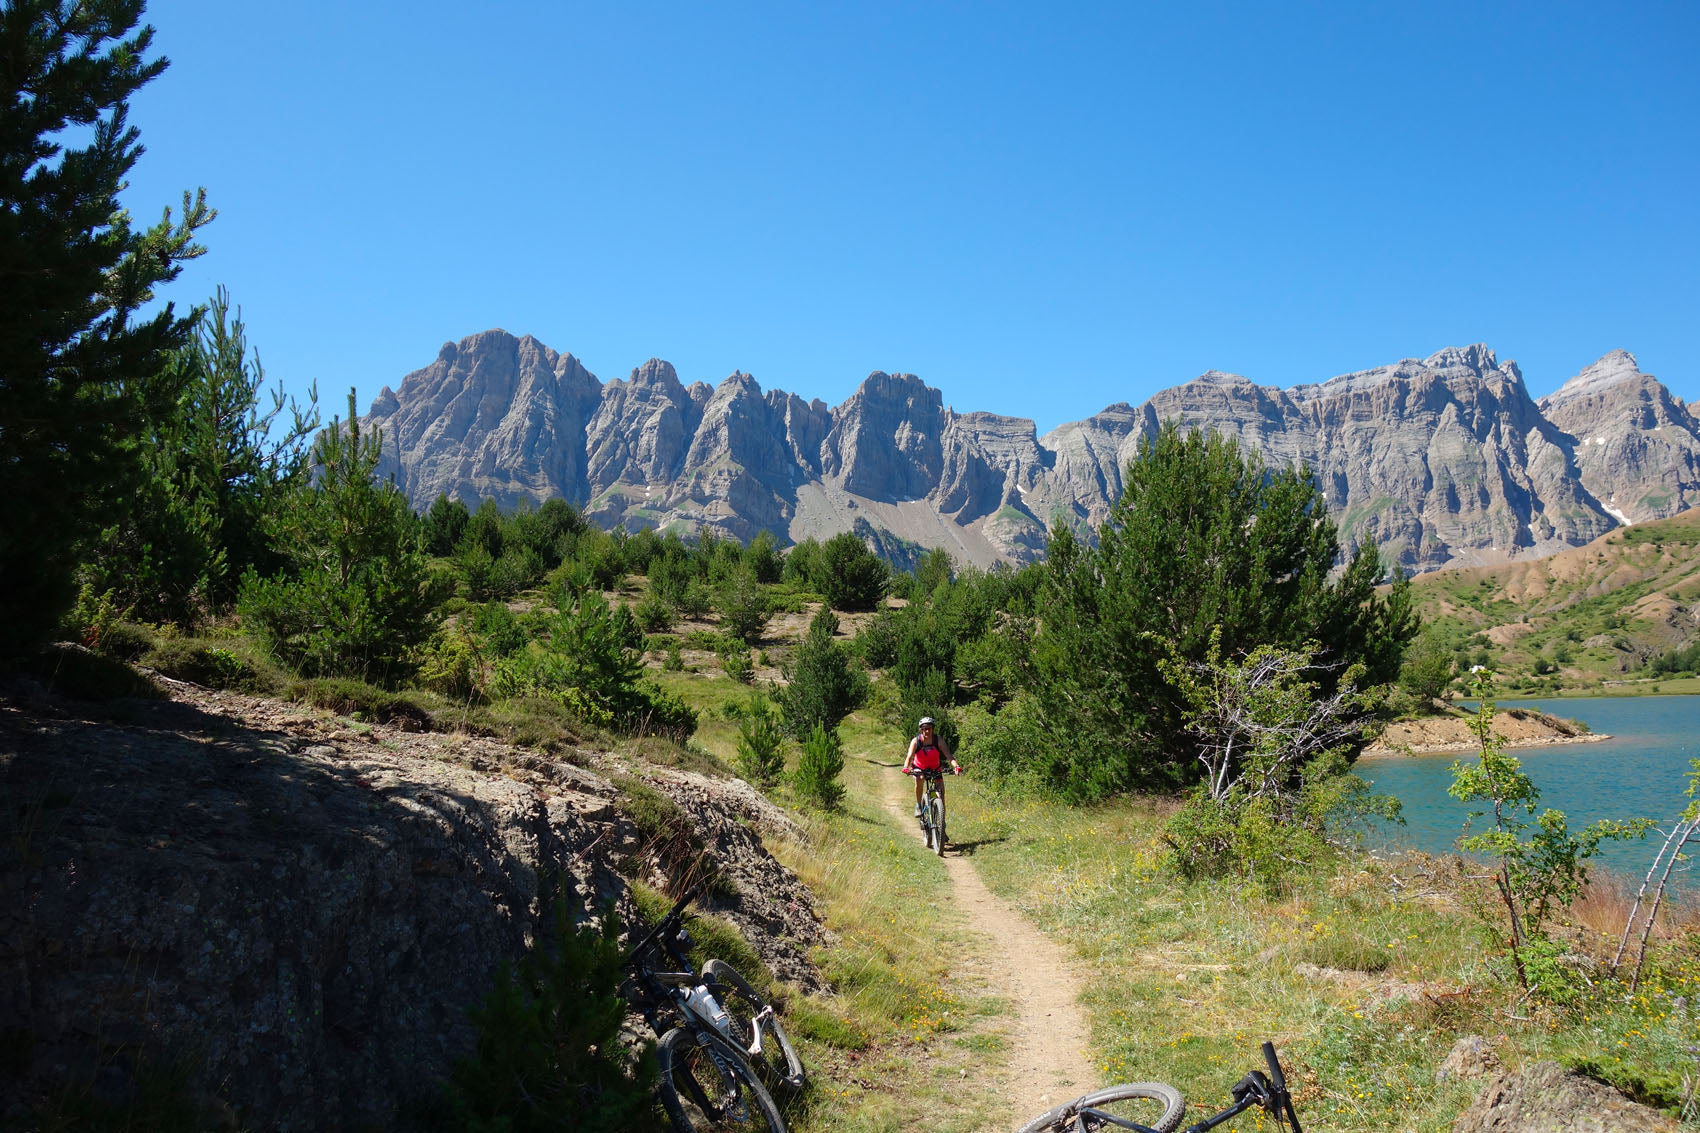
[821,372,946,499]
[361,331,1696,572]
[1538,351,1700,524]
[371,330,601,508]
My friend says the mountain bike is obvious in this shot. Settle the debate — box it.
[625,882,804,1132]
[1016,1041,1303,1133]
[906,766,954,855]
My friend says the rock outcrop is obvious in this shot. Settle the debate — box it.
[363,334,1696,574]
[0,680,822,1130]
[1451,1060,1679,1132]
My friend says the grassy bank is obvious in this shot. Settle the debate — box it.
[943,784,1699,1130]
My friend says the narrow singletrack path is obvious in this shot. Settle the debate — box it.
[877,766,1097,1129]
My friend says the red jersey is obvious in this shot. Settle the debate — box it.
[911,737,944,771]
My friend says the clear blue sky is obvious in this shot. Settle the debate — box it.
[123,1,1698,435]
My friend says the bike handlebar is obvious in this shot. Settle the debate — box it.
[1260,1041,1302,1133]
[1261,1042,1285,1091]
[622,879,706,967]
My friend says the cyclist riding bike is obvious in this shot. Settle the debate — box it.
[902,716,961,817]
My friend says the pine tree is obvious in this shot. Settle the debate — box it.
[1031,423,1416,795]
[0,0,215,657]
[777,607,868,738]
[81,290,317,623]
[238,393,443,683]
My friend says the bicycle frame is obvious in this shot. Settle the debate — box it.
[624,883,770,1059]
[910,768,945,811]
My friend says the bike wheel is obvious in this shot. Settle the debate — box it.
[1015,1082,1186,1133]
[656,1026,788,1133]
[703,958,806,1090]
[931,796,946,856]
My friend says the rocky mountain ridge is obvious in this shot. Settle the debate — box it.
[365,334,1697,574]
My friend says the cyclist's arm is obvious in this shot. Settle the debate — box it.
[901,736,919,772]
[938,736,960,769]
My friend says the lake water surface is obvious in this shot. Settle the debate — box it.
[1357,696,1700,881]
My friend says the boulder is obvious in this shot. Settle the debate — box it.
[1452,1061,1679,1132]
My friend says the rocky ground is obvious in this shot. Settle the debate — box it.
[0,668,824,1130]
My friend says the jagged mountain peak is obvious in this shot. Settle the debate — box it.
[1423,343,1502,373]
[361,333,1691,575]
[624,357,684,390]
[1544,350,1646,404]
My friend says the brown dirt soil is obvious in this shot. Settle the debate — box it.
[1365,708,1610,756]
[876,765,1096,1127]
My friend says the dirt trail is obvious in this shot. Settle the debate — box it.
[878,767,1096,1129]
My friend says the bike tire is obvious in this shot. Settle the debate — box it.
[931,796,946,856]
[702,958,806,1091]
[656,1025,788,1133]
[1015,1082,1186,1133]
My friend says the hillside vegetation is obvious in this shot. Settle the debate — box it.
[1408,509,1700,697]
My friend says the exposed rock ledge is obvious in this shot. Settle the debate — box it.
[1451,1060,1679,1131]
[0,677,824,1130]
[1364,707,1609,757]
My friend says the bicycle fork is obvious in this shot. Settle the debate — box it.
[746,1004,774,1058]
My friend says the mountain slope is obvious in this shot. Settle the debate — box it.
[1407,508,1700,691]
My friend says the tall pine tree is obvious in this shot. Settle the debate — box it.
[0,0,214,657]
[82,289,318,623]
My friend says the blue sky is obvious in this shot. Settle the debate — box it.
[124,1,1698,435]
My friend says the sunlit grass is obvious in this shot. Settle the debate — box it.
[943,783,1699,1131]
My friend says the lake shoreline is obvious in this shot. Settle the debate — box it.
[1360,732,1612,758]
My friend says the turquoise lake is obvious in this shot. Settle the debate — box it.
[1357,696,1700,882]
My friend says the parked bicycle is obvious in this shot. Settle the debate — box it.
[906,766,956,856]
[625,881,805,1132]
[1016,1041,1303,1133]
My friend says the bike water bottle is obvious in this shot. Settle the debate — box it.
[686,984,732,1034]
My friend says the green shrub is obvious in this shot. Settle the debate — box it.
[30,645,163,702]
[67,584,129,653]
[93,620,156,662]
[238,397,446,684]
[720,642,754,684]
[1162,788,1320,896]
[286,677,434,728]
[766,591,810,615]
[733,695,786,786]
[682,629,731,652]
[958,694,1061,796]
[491,593,697,741]
[440,899,656,1132]
[632,592,674,633]
[415,622,484,702]
[794,723,846,808]
[777,608,868,738]
[143,638,273,692]
[716,563,769,644]
[471,600,527,656]
[817,532,888,611]
[674,579,713,619]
